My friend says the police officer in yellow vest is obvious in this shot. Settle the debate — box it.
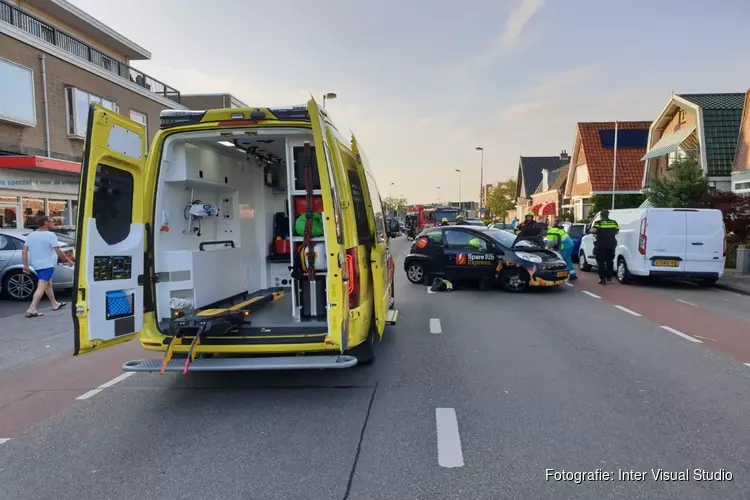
[591,210,620,284]
[546,220,577,280]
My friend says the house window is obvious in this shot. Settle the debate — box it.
[129,110,148,141]
[575,165,588,184]
[66,87,118,138]
[0,58,36,127]
[678,110,686,124]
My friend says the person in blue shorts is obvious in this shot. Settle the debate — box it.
[22,216,74,318]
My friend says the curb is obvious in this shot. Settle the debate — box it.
[715,282,750,296]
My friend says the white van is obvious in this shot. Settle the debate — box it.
[578,208,725,285]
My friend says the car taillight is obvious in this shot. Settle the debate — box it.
[638,218,647,255]
[416,236,429,249]
[346,248,359,308]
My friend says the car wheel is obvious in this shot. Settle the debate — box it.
[499,269,529,293]
[616,257,632,284]
[3,270,38,301]
[579,251,592,272]
[406,261,426,284]
[696,278,718,287]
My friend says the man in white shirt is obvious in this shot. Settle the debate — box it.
[22,216,74,317]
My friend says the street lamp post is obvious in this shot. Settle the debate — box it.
[437,186,441,204]
[389,182,394,199]
[455,169,462,210]
[475,146,484,209]
[322,92,337,108]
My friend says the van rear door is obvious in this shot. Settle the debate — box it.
[644,209,687,273]
[684,209,724,273]
[352,135,392,338]
[73,104,152,355]
[308,98,350,351]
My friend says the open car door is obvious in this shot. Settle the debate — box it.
[351,134,394,338]
[73,104,150,355]
[307,98,351,351]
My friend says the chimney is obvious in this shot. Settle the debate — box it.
[560,150,569,159]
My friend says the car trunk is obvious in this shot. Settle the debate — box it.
[152,128,331,344]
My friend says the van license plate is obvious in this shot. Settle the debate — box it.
[654,259,679,267]
[557,271,569,277]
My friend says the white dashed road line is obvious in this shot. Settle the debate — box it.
[435,408,464,468]
[660,326,702,343]
[582,290,601,299]
[744,363,750,369]
[614,305,642,317]
[427,287,436,294]
[0,438,10,445]
[676,299,698,307]
[76,372,135,400]
[430,318,442,334]
[565,283,574,287]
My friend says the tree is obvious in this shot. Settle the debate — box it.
[709,191,750,244]
[643,154,711,208]
[382,196,408,217]
[486,178,517,220]
[590,193,646,213]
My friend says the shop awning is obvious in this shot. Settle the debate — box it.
[641,125,696,161]
[540,201,556,216]
[528,203,542,215]
[0,155,81,174]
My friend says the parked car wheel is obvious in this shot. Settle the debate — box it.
[616,257,633,284]
[406,261,426,284]
[579,251,592,272]
[696,277,718,287]
[499,269,529,293]
[2,270,37,301]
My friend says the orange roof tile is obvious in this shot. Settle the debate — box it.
[578,121,651,192]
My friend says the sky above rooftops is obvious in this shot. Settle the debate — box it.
[69,0,750,203]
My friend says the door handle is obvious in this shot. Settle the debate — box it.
[691,242,704,246]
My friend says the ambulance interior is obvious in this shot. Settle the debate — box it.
[152,129,330,337]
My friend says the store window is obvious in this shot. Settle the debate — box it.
[22,198,46,227]
[0,196,20,229]
[49,199,69,225]
[66,87,118,138]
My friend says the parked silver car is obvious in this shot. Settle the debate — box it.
[0,229,75,301]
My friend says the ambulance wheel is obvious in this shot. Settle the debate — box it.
[406,261,426,284]
[499,269,529,293]
[579,251,592,272]
[349,322,376,365]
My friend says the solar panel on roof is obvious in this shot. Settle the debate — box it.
[598,129,649,149]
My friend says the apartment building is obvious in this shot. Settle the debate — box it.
[0,0,185,229]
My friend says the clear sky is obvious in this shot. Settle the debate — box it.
[70,0,750,204]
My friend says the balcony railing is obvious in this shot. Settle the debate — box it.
[0,0,180,103]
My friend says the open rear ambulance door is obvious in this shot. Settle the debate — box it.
[307,99,351,352]
[352,135,395,338]
[73,104,150,355]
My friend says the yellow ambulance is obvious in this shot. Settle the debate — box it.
[72,99,397,373]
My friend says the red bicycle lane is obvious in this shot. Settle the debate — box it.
[0,340,158,438]
[569,273,750,364]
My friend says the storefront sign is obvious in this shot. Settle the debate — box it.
[0,170,79,195]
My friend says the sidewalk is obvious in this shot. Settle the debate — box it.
[0,304,73,374]
[717,269,750,296]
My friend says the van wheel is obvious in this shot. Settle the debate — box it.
[406,261,426,284]
[696,278,718,287]
[616,257,632,284]
[349,321,376,365]
[579,252,592,272]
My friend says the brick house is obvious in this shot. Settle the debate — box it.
[530,163,569,224]
[562,121,651,221]
[514,152,569,219]
[0,0,185,229]
[731,89,750,195]
[642,93,745,193]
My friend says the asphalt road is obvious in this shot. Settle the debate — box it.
[1,237,750,499]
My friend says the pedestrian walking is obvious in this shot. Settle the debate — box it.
[21,216,74,317]
[591,210,619,285]
[546,219,577,280]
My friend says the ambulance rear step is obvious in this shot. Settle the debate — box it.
[122,355,358,372]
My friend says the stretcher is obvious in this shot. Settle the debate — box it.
[161,289,286,375]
